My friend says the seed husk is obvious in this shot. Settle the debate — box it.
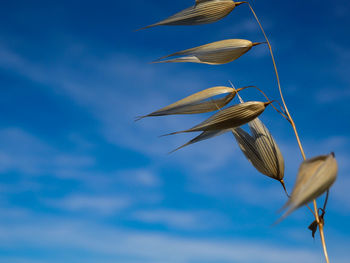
[138,0,246,31]
[281,153,338,218]
[163,101,271,136]
[153,39,263,65]
[170,129,229,153]
[136,86,236,121]
[232,117,284,181]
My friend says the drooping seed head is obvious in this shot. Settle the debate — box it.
[232,118,285,181]
[281,153,338,219]
[136,86,236,120]
[153,39,263,65]
[169,129,229,153]
[138,0,246,31]
[163,100,270,136]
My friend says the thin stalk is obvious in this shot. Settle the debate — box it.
[313,198,330,263]
[280,180,290,198]
[246,3,306,160]
[322,190,330,213]
[319,224,330,263]
[280,180,315,217]
[237,85,290,121]
[246,2,330,262]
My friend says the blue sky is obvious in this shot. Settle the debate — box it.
[0,0,349,262]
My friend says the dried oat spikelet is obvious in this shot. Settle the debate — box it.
[170,129,229,153]
[163,100,272,136]
[281,153,338,218]
[136,86,236,120]
[153,39,263,65]
[232,117,285,181]
[138,0,246,30]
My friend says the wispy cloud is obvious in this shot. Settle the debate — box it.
[0,45,48,84]
[1,215,348,263]
[0,44,244,173]
[44,195,132,215]
[0,127,95,175]
[117,168,161,187]
[315,87,350,103]
[0,2,349,263]
[132,209,229,230]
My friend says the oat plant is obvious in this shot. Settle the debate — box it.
[136,1,338,262]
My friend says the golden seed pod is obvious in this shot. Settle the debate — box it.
[153,39,263,65]
[170,129,229,153]
[138,0,246,31]
[232,117,285,181]
[281,153,338,218]
[136,86,236,120]
[163,101,272,136]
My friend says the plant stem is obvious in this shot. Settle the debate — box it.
[246,2,330,262]
[280,180,290,198]
[280,180,315,217]
[319,223,330,263]
[237,86,289,120]
[313,199,330,263]
[246,2,306,159]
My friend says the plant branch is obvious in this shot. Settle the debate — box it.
[280,180,290,198]
[319,223,330,263]
[246,2,330,262]
[322,190,330,213]
[280,180,315,217]
[246,2,306,160]
[237,86,290,121]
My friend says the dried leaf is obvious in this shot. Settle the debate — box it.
[153,39,263,65]
[281,153,338,218]
[232,117,284,181]
[137,86,236,120]
[138,0,246,30]
[170,129,229,153]
[163,101,271,136]
[308,220,318,239]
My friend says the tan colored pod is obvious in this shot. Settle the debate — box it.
[281,153,338,218]
[233,117,284,181]
[154,39,263,65]
[138,0,246,30]
[136,86,236,120]
[170,129,229,153]
[164,101,272,136]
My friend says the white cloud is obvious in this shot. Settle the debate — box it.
[315,87,350,103]
[0,205,30,221]
[53,154,95,168]
[117,168,161,187]
[133,210,199,229]
[132,209,229,230]
[1,39,350,222]
[0,44,244,173]
[1,216,347,263]
[0,128,163,205]
[0,127,95,175]
[0,46,48,84]
[0,34,349,263]
[44,195,132,215]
